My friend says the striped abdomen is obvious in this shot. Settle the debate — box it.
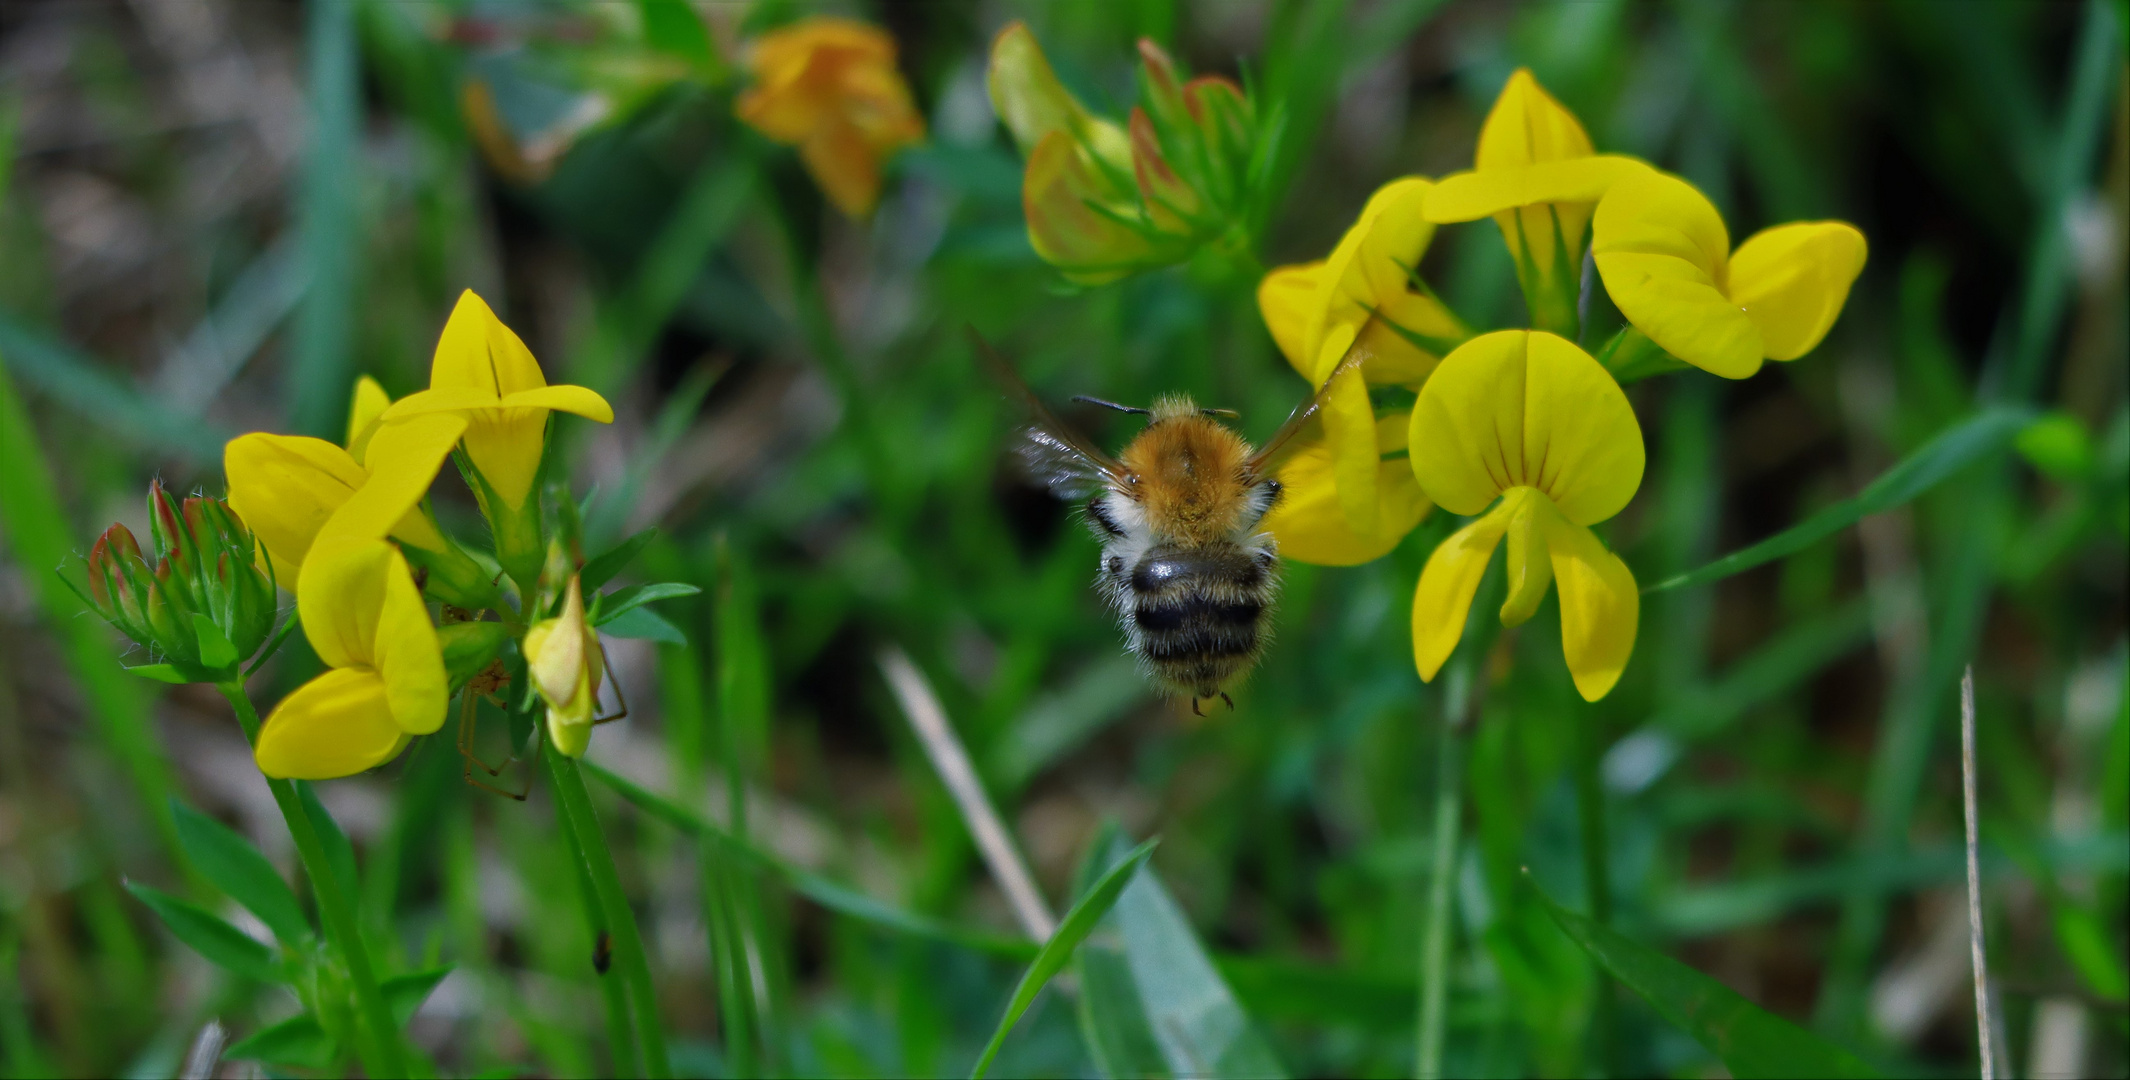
[1116,544,1277,700]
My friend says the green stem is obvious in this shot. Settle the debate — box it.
[546,749,672,1079]
[1414,707,1464,1080]
[556,787,642,1078]
[1576,715,1617,1075]
[216,681,405,1078]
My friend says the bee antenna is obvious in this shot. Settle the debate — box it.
[1072,395,1151,416]
[1199,407,1241,419]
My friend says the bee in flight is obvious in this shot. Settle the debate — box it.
[971,330,1351,714]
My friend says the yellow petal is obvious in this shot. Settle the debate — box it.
[1262,414,1432,566]
[1316,328,1381,535]
[986,21,1131,172]
[1258,262,1326,376]
[346,376,391,464]
[314,413,469,549]
[1408,330,1643,525]
[295,540,393,671]
[1547,516,1638,701]
[379,386,497,420]
[498,385,615,423]
[1591,170,1761,379]
[460,413,548,512]
[254,667,410,780]
[373,544,446,735]
[1728,221,1868,362]
[1024,129,1156,283]
[1411,504,1512,682]
[1474,69,1595,170]
[1424,156,1649,223]
[1306,178,1434,376]
[224,433,367,585]
[427,291,545,397]
[1496,488,1556,627]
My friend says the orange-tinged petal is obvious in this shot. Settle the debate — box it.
[1547,515,1638,701]
[801,119,884,216]
[254,667,410,780]
[1475,68,1595,170]
[1412,503,1512,682]
[1728,221,1868,361]
[1591,170,1762,378]
[1024,130,1157,284]
[1258,262,1325,375]
[1262,414,1431,566]
[1408,330,1643,525]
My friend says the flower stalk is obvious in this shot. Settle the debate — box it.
[214,680,406,1078]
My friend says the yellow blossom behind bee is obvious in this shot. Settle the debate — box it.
[736,17,925,217]
[1591,168,1867,379]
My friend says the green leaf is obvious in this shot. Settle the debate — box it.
[634,0,717,68]
[1529,875,1881,1078]
[599,605,687,644]
[223,1013,338,1069]
[1645,406,2035,593]
[1070,822,1169,1079]
[171,801,309,945]
[382,966,453,1026]
[581,527,658,593]
[295,781,359,896]
[123,881,281,984]
[592,582,701,627]
[125,664,198,684]
[2015,411,2096,481]
[1093,832,1288,1079]
[192,613,239,670]
[969,839,1159,1080]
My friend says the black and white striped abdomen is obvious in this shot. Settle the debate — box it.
[1084,491,1281,699]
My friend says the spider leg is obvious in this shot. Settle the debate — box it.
[457,689,508,777]
[592,640,630,725]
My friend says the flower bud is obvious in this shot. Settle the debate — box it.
[79,483,280,681]
[523,576,604,758]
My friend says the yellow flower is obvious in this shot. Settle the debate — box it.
[225,386,455,588]
[250,414,472,779]
[1591,169,1867,379]
[1257,178,1468,546]
[735,17,925,217]
[379,291,614,513]
[1423,69,1646,333]
[523,575,604,758]
[1408,331,1644,701]
[1260,413,1432,566]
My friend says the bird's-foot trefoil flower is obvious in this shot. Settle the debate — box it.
[380,290,614,589]
[251,413,474,779]
[1424,69,1647,336]
[1590,168,1867,379]
[1258,177,1469,549]
[1408,330,1645,701]
[523,574,605,758]
[1260,413,1432,566]
[78,482,278,682]
[989,23,1267,284]
[735,16,925,217]
[225,377,494,610]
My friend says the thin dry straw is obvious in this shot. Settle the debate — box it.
[1961,666,1996,1080]
[179,1020,224,1080]
[880,647,1059,941]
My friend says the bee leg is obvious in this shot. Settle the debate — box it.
[1190,697,1204,717]
[1220,692,1234,711]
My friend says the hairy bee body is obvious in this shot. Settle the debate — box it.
[1083,398,1284,703]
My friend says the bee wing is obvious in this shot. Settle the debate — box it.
[1245,350,1367,476]
[967,328,1126,499]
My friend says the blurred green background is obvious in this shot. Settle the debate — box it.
[0,0,2124,1077]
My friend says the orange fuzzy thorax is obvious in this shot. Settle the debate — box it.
[1118,395,1255,545]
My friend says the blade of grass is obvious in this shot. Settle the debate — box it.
[1961,668,1999,1079]
[288,0,360,437]
[969,839,1159,1080]
[0,352,182,868]
[880,646,1057,940]
[1643,406,2035,594]
[557,782,643,1079]
[547,749,672,1079]
[0,317,229,461]
[1531,873,1883,1078]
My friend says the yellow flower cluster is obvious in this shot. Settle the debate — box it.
[736,17,926,218]
[225,292,614,777]
[1261,69,1867,700]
